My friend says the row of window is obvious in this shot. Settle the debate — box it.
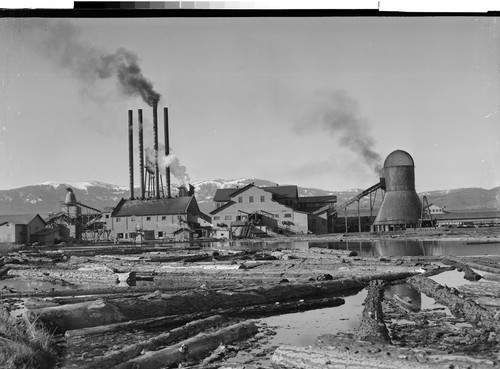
[115,216,170,222]
[213,213,292,221]
[238,195,266,203]
[117,231,164,239]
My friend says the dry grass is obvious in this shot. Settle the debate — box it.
[0,308,58,369]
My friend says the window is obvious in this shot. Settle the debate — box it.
[260,196,265,202]
[274,214,279,218]
[249,196,254,203]
[131,217,135,222]
[116,218,121,222]
[105,214,109,219]
[225,215,232,220]
[161,216,166,220]
[213,216,220,220]
[117,233,123,238]
[284,213,292,218]
[146,216,151,221]
[129,232,137,238]
[124,233,128,238]
[238,196,243,203]
[158,231,164,238]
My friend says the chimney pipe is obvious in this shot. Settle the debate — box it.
[164,107,171,198]
[128,110,134,200]
[138,109,145,200]
[153,104,160,199]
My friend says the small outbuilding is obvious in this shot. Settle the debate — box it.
[0,214,46,244]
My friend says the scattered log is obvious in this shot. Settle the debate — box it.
[271,340,497,369]
[77,315,227,369]
[34,269,418,331]
[33,278,364,331]
[420,265,455,278]
[65,296,345,338]
[446,256,500,274]
[441,258,482,281]
[355,280,390,343]
[407,275,500,332]
[114,320,258,369]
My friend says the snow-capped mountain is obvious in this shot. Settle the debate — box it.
[0,179,498,218]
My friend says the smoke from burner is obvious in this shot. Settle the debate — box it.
[297,89,383,176]
[145,144,190,186]
[17,19,160,106]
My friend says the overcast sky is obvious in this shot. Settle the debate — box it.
[0,16,499,192]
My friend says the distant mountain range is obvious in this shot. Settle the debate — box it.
[0,179,498,218]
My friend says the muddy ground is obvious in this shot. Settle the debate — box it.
[1,228,500,368]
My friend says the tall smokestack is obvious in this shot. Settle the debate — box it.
[128,110,134,200]
[138,109,145,200]
[153,104,160,199]
[164,107,171,198]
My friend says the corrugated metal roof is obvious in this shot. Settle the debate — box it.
[0,214,44,225]
[384,149,414,168]
[112,197,193,217]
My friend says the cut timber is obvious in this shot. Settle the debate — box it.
[355,280,390,343]
[34,270,417,331]
[33,278,365,331]
[115,320,258,369]
[271,341,497,369]
[407,275,500,332]
[442,258,482,281]
[65,296,345,338]
[78,315,227,369]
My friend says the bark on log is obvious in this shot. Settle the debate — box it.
[78,315,227,369]
[407,275,500,332]
[442,258,482,281]
[355,280,390,343]
[65,296,345,337]
[114,320,258,369]
[271,343,497,369]
[446,256,500,274]
[34,278,364,331]
[34,270,417,331]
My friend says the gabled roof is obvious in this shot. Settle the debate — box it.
[262,185,298,199]
[0,214,45,226]
[225,183,257,198]
[112,197,193,217]
[173,227,196,235]
[213,188,238,202]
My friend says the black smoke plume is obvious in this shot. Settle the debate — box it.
[297,89,383,176]
[18,19,160,106]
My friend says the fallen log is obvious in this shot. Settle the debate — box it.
[355,280,390,343]
[442,258,482,281]
[114,320,258,369]
[33,278,364,331]
[271,341,497,369]
[34,270,418,331]
[77,315,227,369]
[446,256,500,274]
[65,296,345,337]
[420,265,455,278]
[407,275,500,333]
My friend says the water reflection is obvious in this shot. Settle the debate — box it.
[210,239,500,257]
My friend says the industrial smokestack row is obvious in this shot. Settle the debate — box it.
[372,149,422,231]
[128,107,172,200]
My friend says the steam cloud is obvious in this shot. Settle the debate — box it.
[298,90,383,176]
[18,19,160,106]
[145,144,190,186]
